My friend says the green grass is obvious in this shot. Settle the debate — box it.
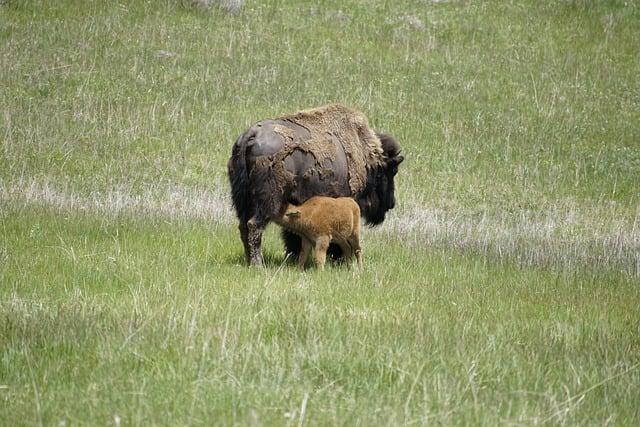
[2,206,639,425]
[1,0,639,424]
[2,0,639,208]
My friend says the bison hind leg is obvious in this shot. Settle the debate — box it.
[247,215,268,266]
[327,243,344,262]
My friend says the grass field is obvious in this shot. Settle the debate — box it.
[1,0,639,425]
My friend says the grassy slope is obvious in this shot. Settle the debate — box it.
[1,0,640,425]
[2,0,639,208]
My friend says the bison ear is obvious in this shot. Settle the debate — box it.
[286,210,301,218]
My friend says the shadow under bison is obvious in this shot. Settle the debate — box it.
[227,104,404,266]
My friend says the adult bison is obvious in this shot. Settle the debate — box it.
[227,104,404,266]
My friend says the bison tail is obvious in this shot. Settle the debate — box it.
[228,130,254,221]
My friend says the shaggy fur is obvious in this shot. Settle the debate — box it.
[274,196,362,270]
[228,104,404,266]
[275,104,384,194]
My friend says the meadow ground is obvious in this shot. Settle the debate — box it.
[1,0,639,425]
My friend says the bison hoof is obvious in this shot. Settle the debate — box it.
[250,254,264,267]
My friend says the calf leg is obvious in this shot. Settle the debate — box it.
[313,236,331,271]
[247,215,267,266]
[298,238,312,269]
[349,235,363,268]
[355,248,363,267]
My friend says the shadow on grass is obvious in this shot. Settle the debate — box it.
[218,250,351,270]
[216,251,291,268]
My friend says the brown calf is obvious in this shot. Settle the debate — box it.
[274,196,363,270]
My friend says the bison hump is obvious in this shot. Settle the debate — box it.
[275,104,384,194]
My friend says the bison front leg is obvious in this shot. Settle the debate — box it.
[247,216,266,266]
[282,228,302,259]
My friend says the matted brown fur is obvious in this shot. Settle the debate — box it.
[274,104,384,194]
[274,196,363,270]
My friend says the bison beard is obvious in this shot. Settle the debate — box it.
[228,104,404,266]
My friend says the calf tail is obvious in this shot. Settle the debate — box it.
[347,208,362,259]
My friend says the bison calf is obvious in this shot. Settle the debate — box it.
[274,196,363,270]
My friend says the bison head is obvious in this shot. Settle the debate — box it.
[360,133,404,225]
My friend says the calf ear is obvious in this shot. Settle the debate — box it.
[286,210,301,218]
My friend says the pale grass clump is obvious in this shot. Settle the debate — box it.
[0,178,234,223]
[182,0,244,13]
[376,197,640,277]
[3,177,638,277]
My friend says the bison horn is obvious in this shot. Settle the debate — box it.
[388,155,404,167]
